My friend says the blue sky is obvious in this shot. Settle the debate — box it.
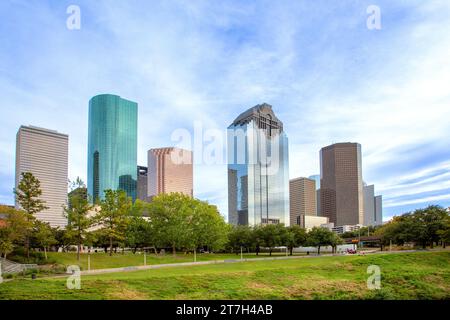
[1,0,449,221]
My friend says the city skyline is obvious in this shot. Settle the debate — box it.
[1,1,450,221]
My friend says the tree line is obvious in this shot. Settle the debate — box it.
[1,172,449,263]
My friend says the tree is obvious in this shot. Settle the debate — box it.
[64,178,94,261]
[125,201,152,253]
[228,225,253,254]
[186,200,229,254]
[147,193,192,256]
[437,214,450,248]
[284,225,308,255]
[307,227,335,254]
[0,206,32,259]
[96,190,132,256]
[33,221,56,260]
[14,172,48,258]
[376,206,449,249]
[0,230,14,259]
[329,232,344,254]
[258,224,286,256]
[252,225,265,256]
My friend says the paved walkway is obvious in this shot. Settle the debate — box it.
[74,249,427,276]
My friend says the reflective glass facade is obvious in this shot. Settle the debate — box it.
[227,104,290,226]
[88,94,138,202]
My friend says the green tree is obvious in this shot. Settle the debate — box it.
[125,201,152,253]
[437,213,450,248]
[13,172,48,258]
[33,221,56,260]
[284,225,307,255]
[307,227,335,254]
[228,225,253,254]
[96,190,132,256]
[0,206,31,259]
[330,232,344,253]
[258,224,286,256]
[147,193,192,256]
[64,178,94,261]
[186,200,229,255]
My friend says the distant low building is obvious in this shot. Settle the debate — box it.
[332,224,362,234]
[299,214,329,231]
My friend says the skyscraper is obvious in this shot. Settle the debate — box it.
[289,177,317,226]
[227,103,290,226]
[320,142,364,226]
[147,147,193,198]
[137,166,148,202]
[309,174,321,216]
[363,184,375,226]
[15,125,68,227]
[87,94,138,202]
[374,195,383,225]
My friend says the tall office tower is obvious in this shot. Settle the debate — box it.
[363,184,375,226]
[137,166,148,202]
[15,126,68,227]
[374,195,383,225]
[289,177,317,226]
[320,142,364,226]
[309,174,321,216]
[147,147,193,198]
[363,184,384,226]
[227,103,290,226]
[87,94,138,202]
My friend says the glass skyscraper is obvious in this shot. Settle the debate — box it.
[87,94,138,202]
[227,103,290,226]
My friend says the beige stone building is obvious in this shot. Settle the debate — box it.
[15,126,68,227]
[147,147,193,198]
[320,142,364,226]
[289,177,317,226]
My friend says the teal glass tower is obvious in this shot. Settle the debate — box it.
[227,103,290,226]
[87,94,138,202]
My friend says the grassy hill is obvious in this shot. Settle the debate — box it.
[0,251,449,300]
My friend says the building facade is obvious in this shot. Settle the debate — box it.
[320,142,364,226]
[374,195,383,225]
[15,126,68,227]
[147,147,193,198]
[87,94,138,202]
[309,174,321,216]
[363,184,375,226]
[137,166,148,202]
[289,177,317,226]
[227,103,290,226]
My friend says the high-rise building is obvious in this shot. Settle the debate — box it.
[363,184,384,226]
[363,184,375,226]
[309,174,321,216]
[147,147,193,198]
[15,125,68,227]
[227,103,290,226]
[320,142,364,226]
[87,94,138,202]
[137,166,148,202]
[375,195,383,225]
[289,177,317,226]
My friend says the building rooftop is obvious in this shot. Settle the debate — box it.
[230,103,283,131]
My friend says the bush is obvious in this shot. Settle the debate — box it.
[8,248,57,265]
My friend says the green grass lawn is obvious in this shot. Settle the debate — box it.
[44,251,306,271]
[1,251,449,300]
